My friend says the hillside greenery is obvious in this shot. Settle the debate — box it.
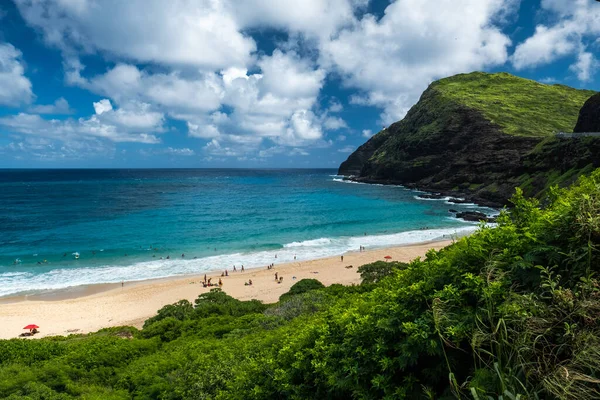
[2,170,600,399]
[433,72,595,137]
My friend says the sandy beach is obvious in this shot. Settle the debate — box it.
[0,240,452,340]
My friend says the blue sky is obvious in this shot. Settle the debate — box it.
[0,0,598,168]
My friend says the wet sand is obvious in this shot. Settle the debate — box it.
[0,240,453,339]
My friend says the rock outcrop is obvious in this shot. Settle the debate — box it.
[574,93,600,133]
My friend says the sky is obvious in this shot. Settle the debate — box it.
[0,0,598,168]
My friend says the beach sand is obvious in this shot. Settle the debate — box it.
[0,240,452,340]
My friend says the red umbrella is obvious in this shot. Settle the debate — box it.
[384,255,392,262]
[23,324,39,330]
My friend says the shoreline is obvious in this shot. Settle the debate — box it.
[337,175,504,209]
[0,239,454,340]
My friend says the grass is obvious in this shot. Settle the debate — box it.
[433,72,596,137]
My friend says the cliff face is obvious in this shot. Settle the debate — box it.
[574,93,600,133]
[339,72,597,207]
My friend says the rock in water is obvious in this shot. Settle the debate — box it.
[574,93,600,133]
[455,211,496,223]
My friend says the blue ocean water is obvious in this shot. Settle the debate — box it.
[0,169,494,297]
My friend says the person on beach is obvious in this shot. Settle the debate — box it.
[233,265,236,272]
[279,276,283,283]
[341,255,344,262]
[241,265,244,272]
[225,270,229,277]
[218,278,223,287]
[121,281,124,288]
[275,272,278,281]
[204,274,207,284]
[208,278,212,286]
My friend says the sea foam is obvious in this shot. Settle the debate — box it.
[0,226,477,297]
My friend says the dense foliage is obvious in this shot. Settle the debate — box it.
[2,170,600,399]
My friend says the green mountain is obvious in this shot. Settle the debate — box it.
[339,72,598,207]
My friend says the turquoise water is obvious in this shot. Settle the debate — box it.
[0,169,493,297]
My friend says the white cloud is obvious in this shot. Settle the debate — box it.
[3,136,115,161]
[229,0,367,40]
[362,129,373,138]
[337,145,355,153]
[0,99,164,144]
[328,100,343,113]
[84,64,223,113]
[337,134,346,141]
[257,50,325,99]
[286,110,322,141]
[512,0,600,81]
[0,43,33,106]
[141,147,196,157]
[323,116,348,130]
[14,0,256,70]
[569,51,597,82]
[29,97,73,114]
[320,0,513,123]
[93,99,113,115]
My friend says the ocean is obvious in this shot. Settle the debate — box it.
[0,169,495,297]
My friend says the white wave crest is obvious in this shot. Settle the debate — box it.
[0,226,478,298]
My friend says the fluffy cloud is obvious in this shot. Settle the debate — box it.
[3,136,115,161]
[320,0,513,123]
[29,97,73,114]
[83,64,223,113]
[337,145,355,153]
[570,51,597,82]
[323,116,348,130]
[14,0,256,70]
[230,0,367,39]
[512,0,600,81]
[0,43,33,106]
[0,100,164,144]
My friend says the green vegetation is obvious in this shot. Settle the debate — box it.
[433,72,595,137]
[3,170,600,398]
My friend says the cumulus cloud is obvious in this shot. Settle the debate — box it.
[6,0,536,161]
[337,145,355,153]
[362,129,373,138]
[3,136,115,161]
[0,43,33,106]
[29,97,73,114]
[0,100,164,144]
[320,0,513,123]
[14,0,256,70]
[512,0,600,81]
[323,116,348,130]
[570,51,597,82]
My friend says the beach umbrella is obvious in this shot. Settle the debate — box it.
[384,255,392,262]
[23,324,39,330]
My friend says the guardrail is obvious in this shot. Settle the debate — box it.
[556,132,600,138]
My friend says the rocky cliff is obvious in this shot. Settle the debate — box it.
[339,72,598,207]
[574,93,600,133]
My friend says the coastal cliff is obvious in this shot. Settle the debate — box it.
[339,72,598,207]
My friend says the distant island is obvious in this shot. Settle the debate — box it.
[339,72,599,207]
